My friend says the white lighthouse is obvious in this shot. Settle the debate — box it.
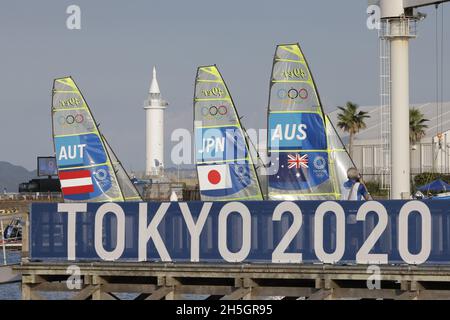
[144,67,168,176]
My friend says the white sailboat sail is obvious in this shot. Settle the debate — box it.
[52,77,142,202]
[194,65,263,201]
[102,135,143,201]
[325,115,361,199]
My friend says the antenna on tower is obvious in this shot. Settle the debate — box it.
[149,66,160,95]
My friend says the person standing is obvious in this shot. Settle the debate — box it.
[341,168,370,201]
[170,190,179,201]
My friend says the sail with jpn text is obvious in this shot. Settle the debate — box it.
[194,65,263,201]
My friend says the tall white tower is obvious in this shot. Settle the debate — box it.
[144,67,168,176]
[374,0,449,198]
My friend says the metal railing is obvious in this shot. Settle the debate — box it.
[0,192,62,201]
[379,17,418,39]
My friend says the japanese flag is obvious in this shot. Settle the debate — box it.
[198,164,232,191]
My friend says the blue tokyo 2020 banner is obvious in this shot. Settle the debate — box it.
[30,200,450,265]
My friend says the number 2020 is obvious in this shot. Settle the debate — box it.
[271,201,432,265]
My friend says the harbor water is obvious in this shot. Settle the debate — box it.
[0,251,203,300]
[0,251,20,300]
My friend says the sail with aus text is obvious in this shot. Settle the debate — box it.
[51,77,142,202]
[194,66,263,201]
[267,43,357,200]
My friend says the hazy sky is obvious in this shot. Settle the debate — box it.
[0,1,449,171]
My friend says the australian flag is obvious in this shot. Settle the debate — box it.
[269,152,330,190]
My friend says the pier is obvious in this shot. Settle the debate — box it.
[14,262,450,300]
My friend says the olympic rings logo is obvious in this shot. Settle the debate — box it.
[201,105,228,117]
[277,88,309,100]
[58,114,85,125]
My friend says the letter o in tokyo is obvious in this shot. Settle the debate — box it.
[94,203,125,261]
[218,202,251,262]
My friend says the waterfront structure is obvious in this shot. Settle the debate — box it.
[328,102,450,182]
[372,0,450,198]
[144,67,168,176]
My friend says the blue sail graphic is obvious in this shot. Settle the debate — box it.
[267,44,358,200]
[194,66,263,201]
[52,77,142,202]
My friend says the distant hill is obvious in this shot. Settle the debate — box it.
[0,161,37,192]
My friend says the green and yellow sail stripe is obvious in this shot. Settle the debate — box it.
[197,157,250,165]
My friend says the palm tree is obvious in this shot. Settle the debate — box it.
[409,108,429,146]
[337,102,370,157]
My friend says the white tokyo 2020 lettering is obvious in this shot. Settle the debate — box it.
[58,200,432,264]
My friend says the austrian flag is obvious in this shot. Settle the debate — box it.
[59,170,94,195]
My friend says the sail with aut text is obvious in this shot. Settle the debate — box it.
[194,65,263,201]
[52,77,142,202]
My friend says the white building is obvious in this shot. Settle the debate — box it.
[144,67,168,176]
[328,102,450,182]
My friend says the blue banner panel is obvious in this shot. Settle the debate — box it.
[268,113,326,151]
[61,165,113,201]
[29,200,450,265]
[55,133,106,168]
[195,127,247,163]
[268,152,330,190]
